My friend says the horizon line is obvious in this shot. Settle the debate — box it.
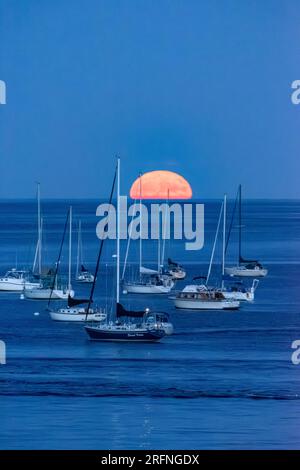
[0,196,299,202]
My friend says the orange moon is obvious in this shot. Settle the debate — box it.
[130,170,192,199]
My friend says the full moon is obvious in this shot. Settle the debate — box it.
[130,170,192,199]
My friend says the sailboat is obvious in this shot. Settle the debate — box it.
[123,271,174,294]
[49,211,106,321]
[25,206,75,300]
[174,199,240,311]
[157,206,186,280]
[0,269,40,292]
[76,221,94,283]
[85,304,171,341]
[32,182,43,279]
[225,185,268,277]
[166,258,186,280]
[122,175,174,294]
[221,278,259,301]
[220,194,259,301]
[49,295,106,322]
[85,158,172,341]
[0,184,41,292]
[161,190,186,281]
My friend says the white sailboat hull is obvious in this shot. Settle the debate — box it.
[85,323,165,341]
[174,298,240,310]
[222,290,254,301]
[49,308,106,322]
[24,288,75,300]
[123,282,173,294]
[0,279,40,292]
[225,266,268,277]
[76,274,94,283]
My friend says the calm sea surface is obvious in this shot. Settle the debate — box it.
[0,199,299,449]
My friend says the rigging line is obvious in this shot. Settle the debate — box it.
[32,238,39,273]
[206,201,224,286]
[85,162,118,321]
[80,221,84,266]
[47,209,70,309]
[68,206,72,292]
[32,217,44,274]
[42,219,50,269]
[37,182,42,276]
[116,157,120,304]
[238,184,242,262]
[221,194,227,289]
[225,186,239,255]
[139,173,143,278]
[122,199,137,280]
[160,188,169,270]
[76,220,81,278]
[105,263,108,316]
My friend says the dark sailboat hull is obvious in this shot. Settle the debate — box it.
[85,325,165,342]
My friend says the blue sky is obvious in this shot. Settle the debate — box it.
[0,0,299,198]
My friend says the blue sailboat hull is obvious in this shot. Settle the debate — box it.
[85,325,165,342]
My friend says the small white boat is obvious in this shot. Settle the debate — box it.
[174,285,240,310]
[167,259,186,280]
[225,185,267,278]
[123,274,174,294]
[49,290,106,322]
[167,267,186,280]
[219,195,260,299]
[221,279,259,301]
[76,269,94,283]
[24,286,74,300]
[225,264,268,278]
[75,221,94,283]
[28,206,75,301]
[0,269,40,292]
[49,306,106,322]
[32,182,43,279]
[0,184,45,293]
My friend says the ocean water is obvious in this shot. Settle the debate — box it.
[0,199,300,449]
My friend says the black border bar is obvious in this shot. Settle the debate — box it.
[0,450,299,465]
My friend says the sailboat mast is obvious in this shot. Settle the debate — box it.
[48,210,70,308]
[239,184,242,263]
[85,162,117,320]
[161,188,169,271]
[122,199,136,280]
[68,206,72,291]
[116,158,120,304]
[157,230,161,272]
[37,183,42,276]
[76,220,81,278]
[139,174,142,278]
[222,194,227,288]
[33,183,42,275]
